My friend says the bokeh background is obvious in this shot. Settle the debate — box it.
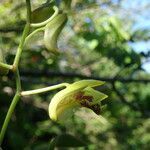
[0,0,150,149]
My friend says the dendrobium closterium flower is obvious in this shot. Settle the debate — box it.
[49,80,108,122]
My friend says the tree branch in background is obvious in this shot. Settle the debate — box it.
[112,82,149,117]
[14,69,150,84]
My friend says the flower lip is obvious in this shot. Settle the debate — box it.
[74,87,108,115]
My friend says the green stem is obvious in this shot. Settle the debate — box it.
[0,93,20,145]
[0,69,21,145]
[21,83,69,96]
[13,23,30,70]
[30,6,59,28]
[0,0,31,146]
[0,62,13,70]
[15,68,21,91]
[26,0,31,23]
[25,27,45,44]
[13,0,31,70]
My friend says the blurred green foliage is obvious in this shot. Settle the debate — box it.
[0,0,150,149]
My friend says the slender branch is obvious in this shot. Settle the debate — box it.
[15,68,21,92]
[112,82,138,110]
[21,83,69,96]
[0,69,21,146]
[0,62,13,70]
[112,82,149,117]
[0,1,31,146]
[0,67,22,146]
[26,0,32,23]
[0,93,20,145]
[30,6,59,28]
[17,70,150,83]
[13,0,31,70]
[13,24,30,70]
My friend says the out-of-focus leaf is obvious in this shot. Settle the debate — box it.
[0,49,9,75]
[49,134,87,149]
[109,17,130,41]
[49,138,55,150]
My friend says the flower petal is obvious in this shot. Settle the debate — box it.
[83,87,108,104]
[67,80,105,91]
[49,88,79,121]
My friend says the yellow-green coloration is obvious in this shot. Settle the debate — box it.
[49,80,108,122]
[44,13,68,54]
[0,49,9,75]
[61,0,72,10]
[31,2,55,23]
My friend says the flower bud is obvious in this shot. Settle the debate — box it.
[44,13,68,54]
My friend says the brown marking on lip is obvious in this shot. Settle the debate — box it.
[80,101,90,107]
[75,92,93,102]
[75,92,84,101]
[91,104,101,115]
[75,92,100,113]
[82,96,93,102]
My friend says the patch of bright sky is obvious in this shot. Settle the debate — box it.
[121,0,150,72]
[97,0,150,72]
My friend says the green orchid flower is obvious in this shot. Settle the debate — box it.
[49,80,108,122]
